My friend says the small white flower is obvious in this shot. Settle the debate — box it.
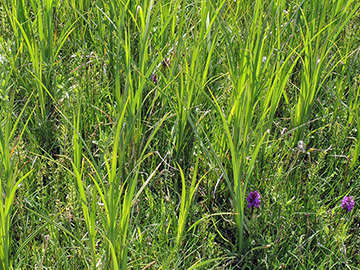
[0,54,6,64]
[297,141,306,153]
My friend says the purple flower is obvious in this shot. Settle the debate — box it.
[151,74,157,84]
[162,58,170,68]
[341,196,355,212]
[247,191,261,209]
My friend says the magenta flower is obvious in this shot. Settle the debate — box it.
[151,74,157,84]
[341,196,355,212]
[247,191,261,209]
[162,58,170,68]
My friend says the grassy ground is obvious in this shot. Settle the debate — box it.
[1,0,360,269]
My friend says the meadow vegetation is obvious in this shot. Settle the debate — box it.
[1,0,360,269]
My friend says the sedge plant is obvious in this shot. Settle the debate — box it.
[0,89,33,270]
[4,0,74,154]
[70,3,169,267]
[293,0,360,143]
[203,0,306,253]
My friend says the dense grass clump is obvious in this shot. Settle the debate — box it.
[1,0,360,269]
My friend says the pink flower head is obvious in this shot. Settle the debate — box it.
[151,74,158,84]
[247,191,261,209]
[341,196,355,212]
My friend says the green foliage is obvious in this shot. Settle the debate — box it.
[1,0,360,268]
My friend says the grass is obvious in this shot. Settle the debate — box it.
[1,0,360,269]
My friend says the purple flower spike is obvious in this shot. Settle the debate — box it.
[151,74,157,84]
[247,191,261,209]
[341,196,355,212]
[162,58,170,68]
